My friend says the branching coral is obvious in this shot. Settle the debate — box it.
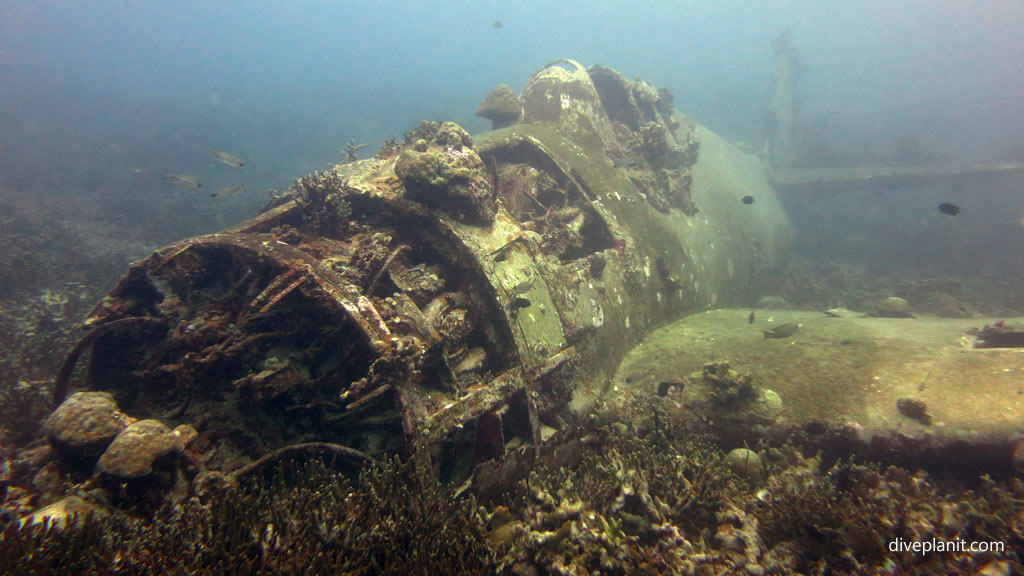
[3,407,1023,575]
[0,457,497,576]
[490,417,743,575]
[754,462,1024,573]
[291,170,353,237]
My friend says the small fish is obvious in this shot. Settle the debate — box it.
[763,322,799,339]
[741,195,755,205]
[511,296,531,309]
[512,275,535,295]
[748,311,755,324]
[491,20,503,28]
[211,149,244,168]
[613,158,639,169]
[211,184,248,198]
[937,202,960,216]
[164,174,202,189]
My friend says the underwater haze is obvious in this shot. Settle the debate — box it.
[5,3,1024,573]
[1,0,1023,346]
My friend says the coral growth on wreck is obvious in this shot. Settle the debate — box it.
[476,84,523,130]
[394,121,498,225]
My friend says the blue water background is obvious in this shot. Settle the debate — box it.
[0,0,1021,298]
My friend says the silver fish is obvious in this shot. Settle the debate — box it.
[164,174,202,189]
[211,184,248,197]
[211,149,244,168]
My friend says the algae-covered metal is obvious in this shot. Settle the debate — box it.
[54,61,790,479]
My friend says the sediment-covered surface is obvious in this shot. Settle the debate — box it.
[611,308,1024,478]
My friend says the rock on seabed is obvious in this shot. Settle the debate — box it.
[43,391,134,457]
[98,419,195,478]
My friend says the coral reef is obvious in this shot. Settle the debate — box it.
[756,462,1024,574]
[394,122,497,225]
[619,119,700,216]
[375,136,401,159]
[486,418,744,574]
[772,258,1002,318]
[656,361,783,443]
[0,284,92,388]
[342,138,367,163]
[476,84,522,130]
[0,458,496,576]
[970,320,1024,348]
[4,389,1023,574]
[724,448,764,481]
[290,169,353,237]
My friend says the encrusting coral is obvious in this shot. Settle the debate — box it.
[394,121,498,225]
[476,84,522,130]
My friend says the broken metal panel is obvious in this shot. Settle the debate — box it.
[475,122,700,379]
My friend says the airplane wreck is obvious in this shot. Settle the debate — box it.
[46,60,789,490]
[42,57,1023,508]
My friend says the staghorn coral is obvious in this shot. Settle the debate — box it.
[3,401,1024,574]
[754,461,1024,574]
[375,136,401,160]
[0,457,497,576]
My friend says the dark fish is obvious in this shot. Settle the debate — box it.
[937,202,960,216]
[748,311,755,324]
[763,323,799,339]
[512,296,531,309]
[491,20,503,28]
[741,195,754,205]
